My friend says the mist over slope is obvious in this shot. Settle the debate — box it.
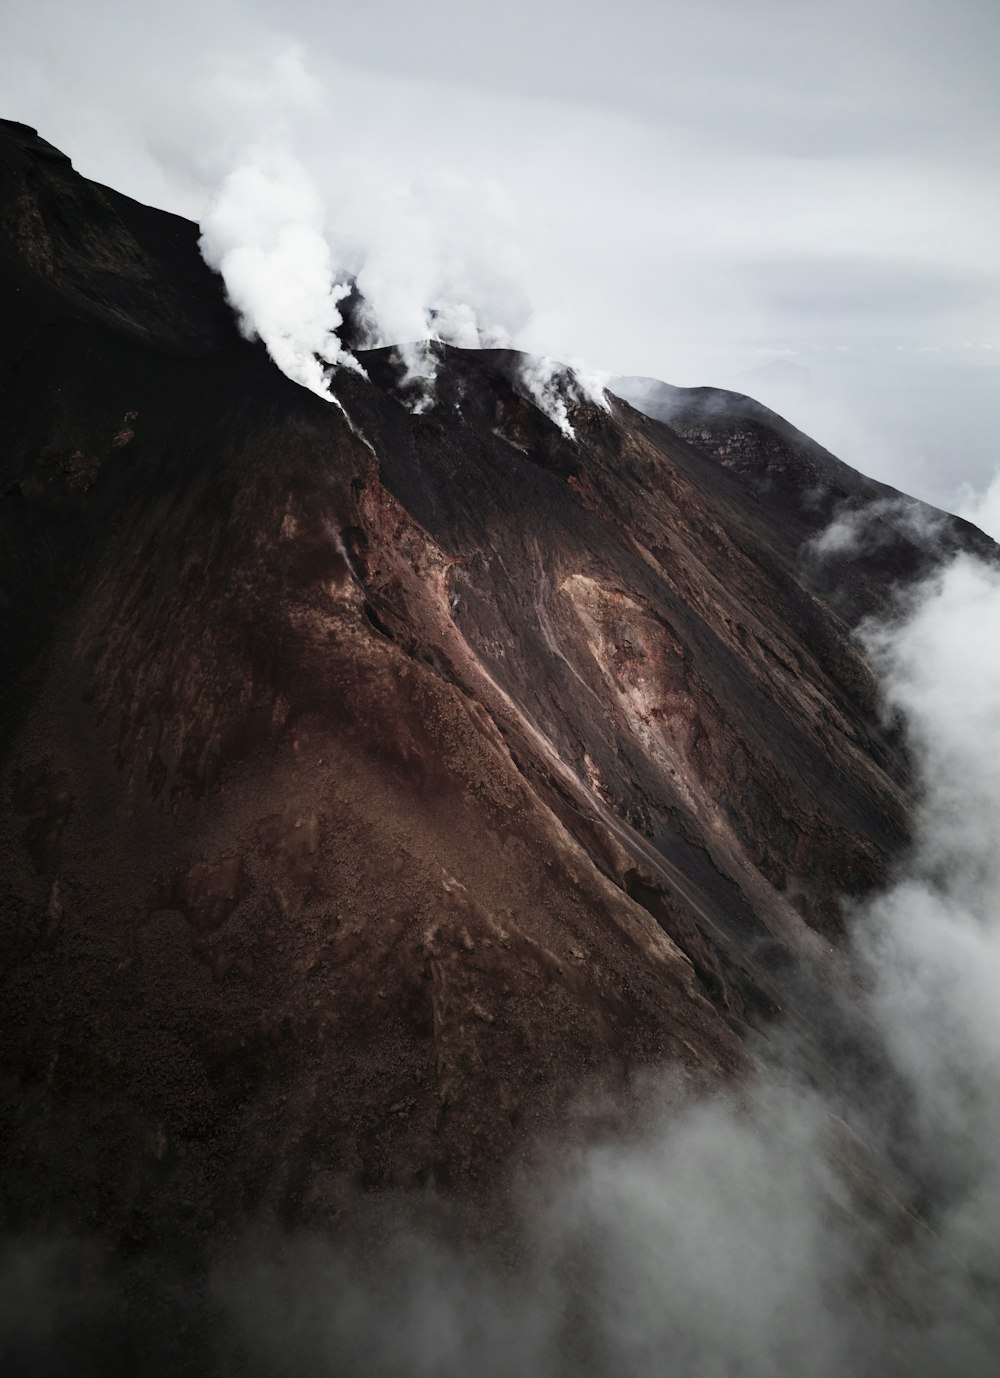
[3,119,1000,1373]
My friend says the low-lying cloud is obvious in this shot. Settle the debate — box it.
[805,495,945,561]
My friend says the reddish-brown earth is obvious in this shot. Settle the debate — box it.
[1,119,995,1248]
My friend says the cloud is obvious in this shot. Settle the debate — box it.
[855,557,1000,1279]
[956,471,1000,542]
[804,496,945,560]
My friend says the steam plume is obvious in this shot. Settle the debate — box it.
[519,356,610,438]
[198,158,364,404]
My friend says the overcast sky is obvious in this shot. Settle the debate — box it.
[2,0,997,508]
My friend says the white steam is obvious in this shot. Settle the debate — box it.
[805,495,944,560]
[857,555,1000,1276]
[199,158,364,404]
[182,50,609,421]
[519,356,610,438]
[196,154,609,420]
[956,469,1000,542]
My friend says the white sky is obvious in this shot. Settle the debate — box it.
[1,0,997,508]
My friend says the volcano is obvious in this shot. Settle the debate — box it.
[1,116,995,1268]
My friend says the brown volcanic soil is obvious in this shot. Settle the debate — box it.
[0,119,992,1246]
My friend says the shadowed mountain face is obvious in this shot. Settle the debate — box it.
[0,120,991,1245]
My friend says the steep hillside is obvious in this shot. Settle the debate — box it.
[613,373,995,623]
[0,120,989,1245]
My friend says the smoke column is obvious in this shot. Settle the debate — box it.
[198,158,364,404]
[518,356,610,437]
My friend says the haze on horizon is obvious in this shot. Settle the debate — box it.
[1,0,997,511]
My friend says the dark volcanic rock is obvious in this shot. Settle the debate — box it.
[0,123,992,1244]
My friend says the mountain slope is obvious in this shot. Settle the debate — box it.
[0,121,990,1241]
[612,372,996,623]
